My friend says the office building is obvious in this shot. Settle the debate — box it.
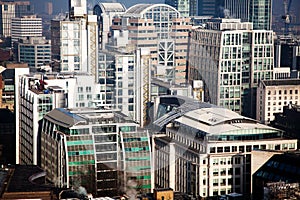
[165,0,197,17]
[151,95,297,198]
[44,2,53,15]
[0,1,34,38]
[197,0,222,17]
[223,0,250,22]
[256,79,300,124]
[250,0,272,30]
[41,108,151,196]
[188,18,274,118]
[111,4,191,84]
[11,15,42,45]
[18,37,51,71]
[16,72,103,165]
[93,3,126,50]
[51,0,98,75]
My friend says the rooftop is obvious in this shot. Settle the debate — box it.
[261,79,300,87]
[126,4,179,16]
[99,3,126,12]
[6,165,50,193]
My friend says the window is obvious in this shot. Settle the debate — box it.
[128,105,134,111]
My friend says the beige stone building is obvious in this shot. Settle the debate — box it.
[257,79,300,124]
[110,4,191,84]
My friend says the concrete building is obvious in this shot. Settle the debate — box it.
[188,18,274,118]
[0,1,34,38]
[16,72,103,165]
[256,79,300,124]
[93,3,126,50]
[111,4,191,84]
[11,15,42,45]
[41,108,151,196]
[18,37,51,71]
[151,95,297,198]
[51,0,98,75]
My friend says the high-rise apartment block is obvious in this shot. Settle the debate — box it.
[18,37,51,71]
[188,18,274,118]
[0,0,34,37]
[11,15,42,44]
[111,4,191,84]
[256,79,300,124]
[41,108,151,196]
[152,96,297,198]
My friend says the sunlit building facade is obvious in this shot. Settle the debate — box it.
[152,96,297,198]
[188,18,274,118]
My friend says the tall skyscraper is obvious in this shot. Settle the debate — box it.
[250,0,272,30]
[223,0,250,22]
[196,0,272,30]
[188,19,274,118]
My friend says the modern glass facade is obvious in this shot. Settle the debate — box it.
[41,108,151,197]
[250,0,272,30]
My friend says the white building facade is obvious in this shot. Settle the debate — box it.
[11,15,42,44]
[16,72,103,164]
[152,96,297,198]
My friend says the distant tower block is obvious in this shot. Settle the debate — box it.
[45,2,53,15]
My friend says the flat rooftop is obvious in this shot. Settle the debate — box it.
[261,79,300,87]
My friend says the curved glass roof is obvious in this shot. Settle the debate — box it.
[126,3,180,18]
